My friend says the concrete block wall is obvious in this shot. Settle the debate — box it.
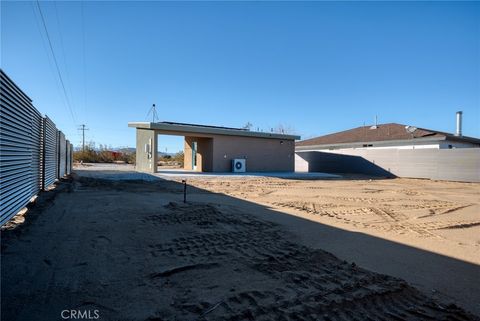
[296,148,480,182]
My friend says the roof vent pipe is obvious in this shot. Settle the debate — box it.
[456,111,463,136]
[370,115,378,129]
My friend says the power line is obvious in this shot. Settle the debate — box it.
[53,1,78,119]
[81,0,88,121]
[35,0,77,124]
[31,2,69,118]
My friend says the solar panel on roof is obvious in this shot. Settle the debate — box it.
[158,121,248,131]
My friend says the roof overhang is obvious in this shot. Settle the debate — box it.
[295,136,449,151]
[444,134,480,145]
[129,122,300,140]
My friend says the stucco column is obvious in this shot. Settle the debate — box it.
[184,137,193,170]
[135,129,158,173]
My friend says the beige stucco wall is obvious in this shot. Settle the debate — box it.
[211,135,295,172]
[198,138,213,171]
[184,136,213,172]
[184,135,294,172]
[135,129,158,173]
[184,138,193,170]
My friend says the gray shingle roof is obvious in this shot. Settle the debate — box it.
[296,123,480,147]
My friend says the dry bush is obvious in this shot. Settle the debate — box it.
[158,151,184,167]
[172,151,184,166]
[73,142,98,163]
[119,152,136,164]
[73,142,136,164]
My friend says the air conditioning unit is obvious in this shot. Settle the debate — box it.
[232,159,246,173]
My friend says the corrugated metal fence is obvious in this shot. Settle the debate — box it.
[0,70,73,225]
[58,131,66,178]
[43,116,58,189]
[295,148,480,182]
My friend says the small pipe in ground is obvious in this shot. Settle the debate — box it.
[182,179,187,203]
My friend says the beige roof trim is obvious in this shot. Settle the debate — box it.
[128,122,300,140]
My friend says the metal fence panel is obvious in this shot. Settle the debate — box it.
[31,109,43,195]
[1,70,73,225]
[43,116,58,188]
[65,140,71,175]
[1,71,39,224]
[67,142,73,175]
[58,131,66,178]
[70,143,73,174]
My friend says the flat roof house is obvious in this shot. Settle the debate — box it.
[129,121,300,173]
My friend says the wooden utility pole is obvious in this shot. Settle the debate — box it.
[78,124,89,151]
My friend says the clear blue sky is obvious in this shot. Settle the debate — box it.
[2,1,479,152]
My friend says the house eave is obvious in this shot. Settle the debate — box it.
[295,136,447,151]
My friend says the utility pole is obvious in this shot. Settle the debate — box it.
[78,124,89,151]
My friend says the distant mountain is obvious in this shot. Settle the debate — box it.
[116,147,135,153]
[158,151,176,157]
[113,147,179,157]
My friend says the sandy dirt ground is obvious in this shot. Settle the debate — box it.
[1,167,479,320]
[187,176,480,265]
[185,175,480,314]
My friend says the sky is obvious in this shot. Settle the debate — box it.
[1,1,479,152]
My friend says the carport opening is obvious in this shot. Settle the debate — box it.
[156,134,183,171]
[157,134,213,172]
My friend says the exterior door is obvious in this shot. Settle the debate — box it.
[192,141,197,170]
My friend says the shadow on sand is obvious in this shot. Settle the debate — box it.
[1,171,479,321]
[296,151,396,177]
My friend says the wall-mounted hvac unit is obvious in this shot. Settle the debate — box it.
[232,159,246,173]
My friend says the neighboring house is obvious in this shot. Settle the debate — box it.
[295,115,480,182]
[296,123,480,152]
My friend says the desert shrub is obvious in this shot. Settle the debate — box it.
[172,151,184,166]
[160,155,172,160]
[73,142,98,163]
[119,152,136,164]
[73,142,135,164]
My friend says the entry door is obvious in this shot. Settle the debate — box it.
[192,141,198,170]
